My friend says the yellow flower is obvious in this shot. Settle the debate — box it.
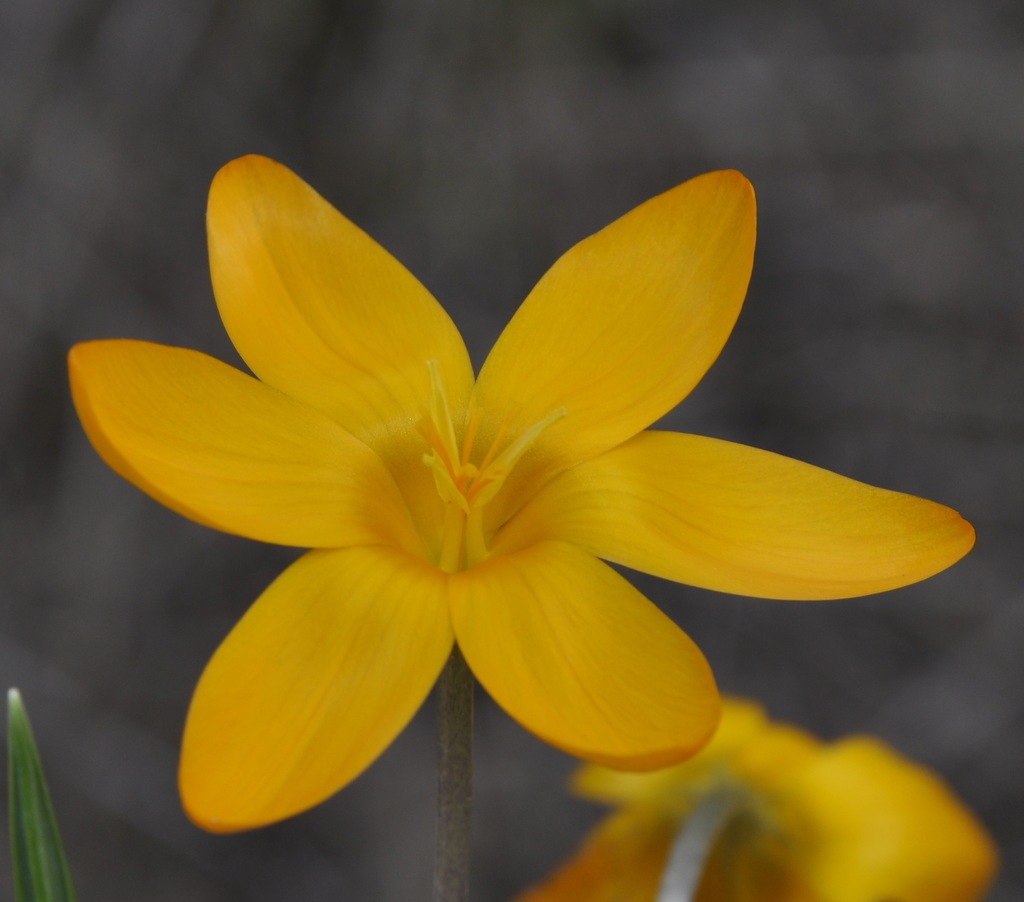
[68,156,973,832]
[517,699,998,902]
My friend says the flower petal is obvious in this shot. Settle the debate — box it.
[69,340,420,552]
[180,546,453,831]
[501,431,975,600]
[515,806,672,902]
[449,541,719,770]
[699,837,819,902]
[207,155,474,442]
[571,699,793,809]
[472,170,755,500]
[786,738,998,902]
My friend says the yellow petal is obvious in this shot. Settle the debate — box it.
[571,698,811,810]
[180,546,453,831]
[697,836,819,902]
[515,806,673,902]
[472,170,755,506]
[728,720,821,792]
[450,541,719,769]
[69,340,420,553]
[207,155,474,443]
[502,431,974,600]
[514,798,817,902]
[785,738,998,902]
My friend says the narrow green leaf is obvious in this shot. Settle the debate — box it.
[7,689,77,902]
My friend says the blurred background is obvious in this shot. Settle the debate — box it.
[1,0,1022,899]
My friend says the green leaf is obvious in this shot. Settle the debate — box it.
[7,689,77,902]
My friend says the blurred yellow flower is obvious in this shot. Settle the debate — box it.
[69,156,973,831]
[517,699,997,902]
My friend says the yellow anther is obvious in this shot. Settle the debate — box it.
[420,361,567,570]
[423,452,471,514]
[468,406,566,508]
[425,359,460,468]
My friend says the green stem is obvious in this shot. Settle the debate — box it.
[656,790,738,902]
[432,646,474,902]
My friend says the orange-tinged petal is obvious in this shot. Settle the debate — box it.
[207,155,474,443]
[180,546,453,831]
[69,340,420,553]
[502,431,974,600]
[449,541,719,770]
[516,806,673,902]
[527,702,996,902]
[571,699,817,811]
[696,836,819,902]
[473,170,755,509]
[513,803,814,902]
[786,738,998,902]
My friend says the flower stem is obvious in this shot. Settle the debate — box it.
[656,790,738,902]
[432,645,474,902]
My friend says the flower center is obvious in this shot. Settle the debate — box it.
[419,360,564,573]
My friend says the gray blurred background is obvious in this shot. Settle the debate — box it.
[1,0,1022,899]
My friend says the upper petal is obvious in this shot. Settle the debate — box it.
[449,541,719,770]
[69,340,420,552]
[208,155,474,443]
[501,431,975,600]
[472,170,755,500]
[180,546,454,831]
[785,738,998,902]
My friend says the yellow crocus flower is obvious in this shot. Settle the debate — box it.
[518,699,997,902]
[68,157,973,831]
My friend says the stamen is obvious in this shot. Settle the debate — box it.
[419,360,568,570]
[491,406,567,474]
[474,418,510,479]
[426,360,460,469]
[437,502,466,573]
[423,452,471,514]
[467,406,566,508]
[460,407,482,469]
